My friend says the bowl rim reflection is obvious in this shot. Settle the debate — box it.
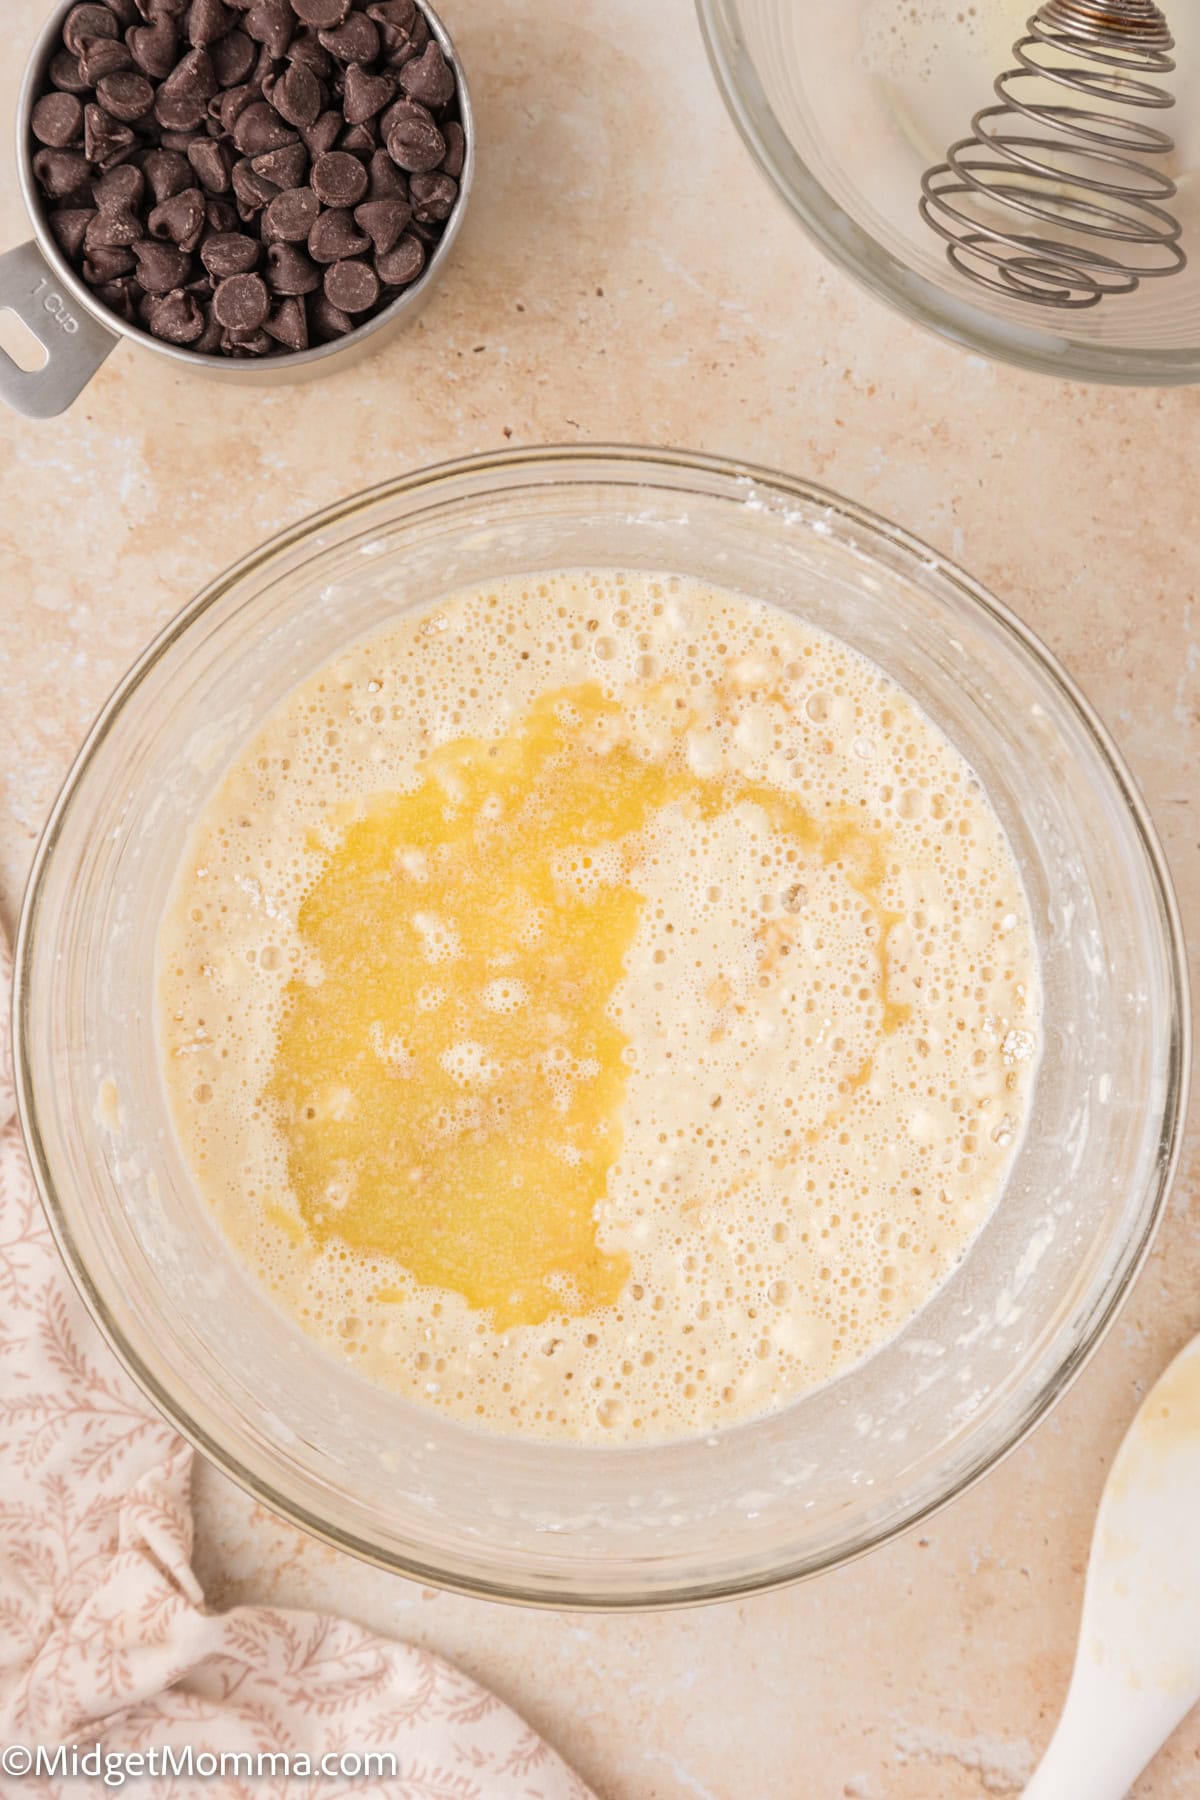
[694,0,1200,388]
[13,443,1191,1608]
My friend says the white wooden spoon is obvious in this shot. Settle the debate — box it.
[1024,1333,1200,1799]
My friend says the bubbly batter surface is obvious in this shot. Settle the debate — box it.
[160,571,1040,1442]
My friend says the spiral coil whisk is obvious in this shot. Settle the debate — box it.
[920,0,1186,309]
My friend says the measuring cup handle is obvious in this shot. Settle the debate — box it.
[0,239,116,419]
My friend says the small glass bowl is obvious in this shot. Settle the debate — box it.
[14,446,1188,1608]
[696,0,1200,385]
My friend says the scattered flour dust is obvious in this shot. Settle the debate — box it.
[893,1722,1035,1794]
[158,570,1040,1444]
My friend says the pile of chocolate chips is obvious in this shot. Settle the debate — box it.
[29,0,465,355]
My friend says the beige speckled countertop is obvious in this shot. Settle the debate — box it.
[3,0,1199,1794]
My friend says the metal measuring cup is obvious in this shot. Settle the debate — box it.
[0,0,473,418]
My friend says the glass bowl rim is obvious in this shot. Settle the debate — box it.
[694,0,1200,389]
[12,442,1192,1608]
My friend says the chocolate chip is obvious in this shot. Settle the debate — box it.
[366,0,415,39]
[223,323,273,353]
[63,3,119,54]
[212,268,268,326]
[383,99,442,172]
[143,285,205,339]
[375,227,422,284]
[133,237,191,288]
[94,161,146,209]
[210,26,254,85]
[339,121,376,153]
[307,205,369,260]
[409,169,454,222]
[243,0,292,57]
[342,60,392,121]
[233,99,299,153]
[169,47,218,101]
[251,141,308,186]
[291,0,349,27]
[215,82,255,134]
[322,255,377,311]
[140,145,188,200]
[300,109,342,155]
[94,273,140,315]
[310,148,367,206]
[31,93,84,147]
[48,207,97,257]
[127,16,178,77]
[366,145,406,197]
[397,38,451,106]
[365,0,415,57]
[248,37,274,82]
[193,304,223,351]
[84,104,134,163]
[201,229,259,274]
[308,289,352,337]
[49,50,91,93]
[205,193,238,230]
[352,193,407,253]
[79,34,135,81]
[160,125,207,149]
[188,0,233,46]
[382,8,424,68]
[439,116,464,178]
[84,243,137,281]
[263,293,308,347]
[187,135,231,190]
[261,61,318,128]
[97,70,155,119]
[262,184,319,240]
[230,157,278,215]
[33,147,93,197]
[319,12,378,61]
[148,183,206,246]
[85,204,139,249]
[155,49,217,129]
[286,28,334,76]
[265,239,320,291]
[377,95,408,136]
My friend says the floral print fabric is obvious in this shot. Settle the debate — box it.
[0,928,592,1800]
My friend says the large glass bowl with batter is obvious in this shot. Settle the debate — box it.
[696,0,1200,385]
[14,446,1188,1607]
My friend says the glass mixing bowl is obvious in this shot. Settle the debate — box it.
[696,0,1200,385]
[14,446,1188,1607]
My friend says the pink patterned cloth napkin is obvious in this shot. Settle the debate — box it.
[0,927,592,1799]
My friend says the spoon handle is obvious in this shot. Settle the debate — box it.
[1023,1670,1193,1800]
